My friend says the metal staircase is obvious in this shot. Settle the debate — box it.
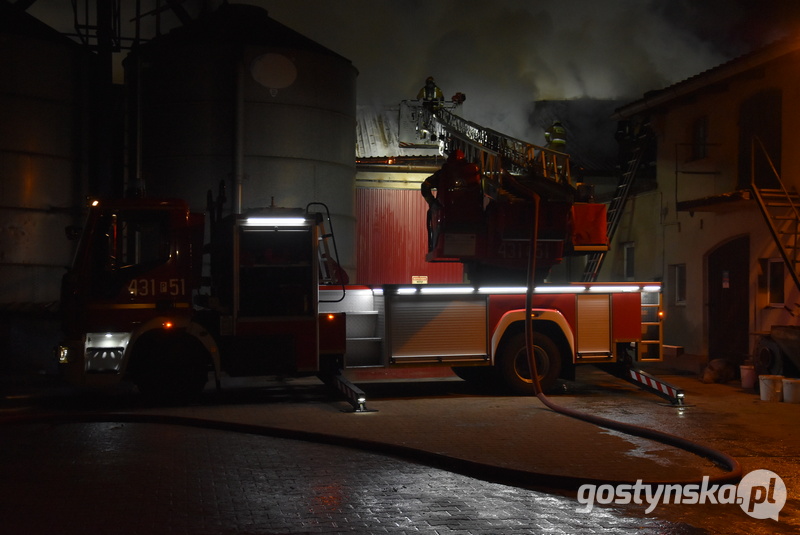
[581,125,654,282]
[750,139,800,292]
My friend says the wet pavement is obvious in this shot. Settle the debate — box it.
[1,367,799,534]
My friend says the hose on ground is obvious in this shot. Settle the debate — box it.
[523,191,742,487]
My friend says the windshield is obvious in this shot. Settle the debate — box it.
[88,210,171,298]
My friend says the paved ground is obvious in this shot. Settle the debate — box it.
[1,367,799,534]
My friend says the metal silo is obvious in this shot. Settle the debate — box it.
[127,4,358,275]
[0,6,91,370]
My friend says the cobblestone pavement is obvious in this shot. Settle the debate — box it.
[1,369,799,534]
[2,421,692,535]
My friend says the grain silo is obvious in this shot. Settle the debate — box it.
[0,4,92,371]
[125,4,358,275]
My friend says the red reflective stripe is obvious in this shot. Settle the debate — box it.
[630,369,677,397]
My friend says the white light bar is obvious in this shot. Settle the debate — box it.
[588,285,641,292]
[534,286,587,293]
[419,286,475,295]
[396,287,418,295]
[243,217,308,227]
[477,287,528,294]
[384,284,661,296]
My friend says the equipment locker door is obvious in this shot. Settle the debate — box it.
[385,290,489,365]
[576,293,613,360]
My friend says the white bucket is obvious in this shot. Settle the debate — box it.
[782,379,800,403]
[740,365,756,389]
[759,375,784,402]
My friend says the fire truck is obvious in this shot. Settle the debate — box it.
[57,101,682,408]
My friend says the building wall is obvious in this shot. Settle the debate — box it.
[599,190,663,283]
[607,47,800,359]
[355,169,463,285]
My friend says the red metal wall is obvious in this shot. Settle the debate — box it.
[355,188,463,285]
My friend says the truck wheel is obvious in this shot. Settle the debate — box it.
[135,335,208,403]
[754,336,784,376]
[499,331,561,395]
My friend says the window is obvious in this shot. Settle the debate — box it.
[623,242,635,281]
[691,116,708,160]
[90,210,171,297]
[670,264,686,305]
[768,259,785,306]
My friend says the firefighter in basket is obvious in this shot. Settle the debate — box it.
[417,76,444,140]
[421,150,482,252]
[544,120,568,181]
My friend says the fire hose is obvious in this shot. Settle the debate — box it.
[523,193,742,486]
[0,191,743,494]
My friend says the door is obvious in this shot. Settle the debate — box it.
[707,236,750,364]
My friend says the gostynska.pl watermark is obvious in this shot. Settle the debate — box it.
[577,469,787,520]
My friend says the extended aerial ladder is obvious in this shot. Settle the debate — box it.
[582,122,655,282]
[401,101,608,284]
[428,107,572,184]
[399,100,684,405]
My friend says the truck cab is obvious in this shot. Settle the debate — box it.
[59,199,203,385]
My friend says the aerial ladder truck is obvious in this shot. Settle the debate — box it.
[57,99,684,409]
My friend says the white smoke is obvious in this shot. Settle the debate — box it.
[258,0,787,141]
[22,1,797,141]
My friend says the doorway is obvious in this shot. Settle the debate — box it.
[707,235,750,364]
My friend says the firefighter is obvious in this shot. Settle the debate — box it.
[417,76,444,140]
[421,149,483,253]
[544,120,567,152]
[422,150,465,251]
[544,120,567,181]
[417,76,444,111]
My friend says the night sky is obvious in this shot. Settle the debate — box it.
[22,0,800,141]
[259,0,800,139]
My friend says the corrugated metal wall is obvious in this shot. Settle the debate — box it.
[356,188,463,285]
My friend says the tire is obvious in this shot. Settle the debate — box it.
[498,331,561,395]
[754,336,784,377]
[134,334,208,404]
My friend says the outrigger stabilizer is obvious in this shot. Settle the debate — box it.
[600,364,686,406]
[318,370,374,413]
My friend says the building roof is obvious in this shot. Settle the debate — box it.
[614,35,800,119]
[356,105,440,160]
[357,100,622,176]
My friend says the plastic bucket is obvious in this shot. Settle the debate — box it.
[782,379,800,403]
[759,375,784,402]
[740,365,756,389]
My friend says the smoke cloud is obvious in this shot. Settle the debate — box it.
[23,1,800,142]
[259,0,800,141]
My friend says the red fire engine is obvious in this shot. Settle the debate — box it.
[57,101,682,408]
